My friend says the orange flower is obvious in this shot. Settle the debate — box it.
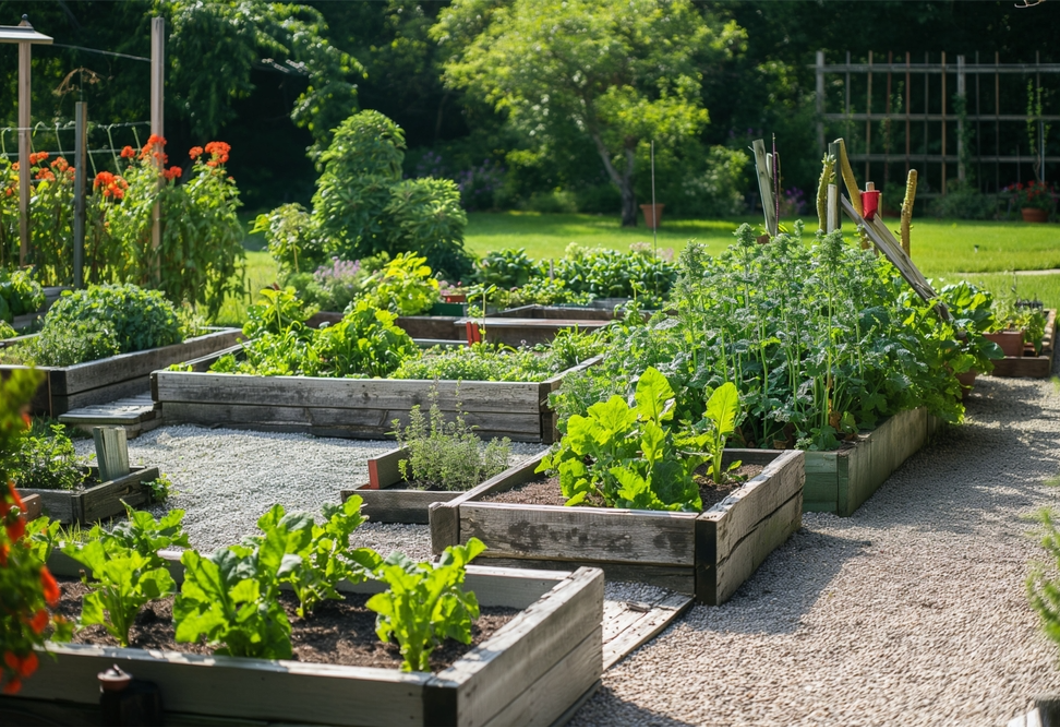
[139,134,167,161]
[6,516,24,542]
[28,151,48,166]
[94,171,114,190]
[40,568,59,607]
[11,162,18,171]
[3,652,18,671]
[189,146,203,160]
[28,609,48,634]
[120,145,135,159]
[34,169,55,182]
[204,141,231,166]
[164,166,182,181]
[49,157,69,172]
[17,653,37,678]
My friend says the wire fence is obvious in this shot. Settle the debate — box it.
[0,120,151,178]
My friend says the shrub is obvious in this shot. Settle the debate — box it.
[3,421,87,491]
[43,284,181,354]
[929,181,998,220]
[0,270,45,324]
[13,319,121,367]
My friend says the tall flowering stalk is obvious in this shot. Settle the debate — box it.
[0,369,72,694]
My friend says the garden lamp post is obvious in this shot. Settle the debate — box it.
[0,16,52,267]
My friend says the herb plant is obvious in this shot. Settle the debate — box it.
[393,399,511,492]
[2,421,87,491]
[367,538,485,672]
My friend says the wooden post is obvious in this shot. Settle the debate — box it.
[752,139,777,238]
[18,36,30,267]
[93,427,130,483]
[73,101,86,288]
[816,51,826,154]
[150,17,164,285]
[940,51,947,195]
[826,184,838,234]
[957,55,966,183]
[828,141,842,231]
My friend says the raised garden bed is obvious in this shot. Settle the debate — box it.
[341,446,456,524]
[988,308,1057,378]
[307,306,467,342]
[0,328,243,416]
[152,356,599,443]
[19,465,160,525]
[430,448,805,605]
[4,560,604,727]
[802,407,942,516]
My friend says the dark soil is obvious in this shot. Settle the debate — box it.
[55,577,517,672]
[480,464,765,512]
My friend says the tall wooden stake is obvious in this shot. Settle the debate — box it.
[73,101,87,288]
[752,139,777,237]
[150,17,164,285]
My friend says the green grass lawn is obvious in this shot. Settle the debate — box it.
[214,211,1060,324]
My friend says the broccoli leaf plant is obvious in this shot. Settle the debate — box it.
[62,507,190,647]
[539,367,708,512]
[701,381,742,484]
[367,538,486,672]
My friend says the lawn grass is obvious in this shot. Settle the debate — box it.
[214,211,1060,323]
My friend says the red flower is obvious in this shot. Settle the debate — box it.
[164,166,182,181]
[28,609,48,635]
[40,569,59,607]
[28,151,48,166]
[34,169,55,182]
[17,653,37,678]
[139,134,167,161]
[204,141,231,166]
[189,146,203,160]
[0,544,8,566]
[6,516,25,542]
[2,677,21,695]
[3,652,17,671]
[120,145,135,159]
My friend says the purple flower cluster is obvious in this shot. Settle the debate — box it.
[779,187,807,216]
[314,257,361,286]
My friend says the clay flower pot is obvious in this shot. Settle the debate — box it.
[984,330,1025,357]
[640,203,665,230]
[1021,207,1049,223]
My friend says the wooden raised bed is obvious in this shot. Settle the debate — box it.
[19,465,160,525]
[5,562,604,727]
[307,310,466,341]
[152,356,599,444]
[802,407,942,516]
[341,447,457,524]
[430,448,805,605]
[1,328,243,416]
[988,308,1057,378]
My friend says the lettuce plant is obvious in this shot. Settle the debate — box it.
[367,538,485,672]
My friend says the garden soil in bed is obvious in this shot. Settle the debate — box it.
[55,577,517,672]
[481,464,764,511]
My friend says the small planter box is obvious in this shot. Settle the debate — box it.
[430,448,805,605]
[0,328,243,416]
[458,315,613,347]
[152,357,599,444]
[989,309,1057,378]
[341,447,466,524]
[802,407,942,516]
[6,562,604,727]
[19,465,160,525]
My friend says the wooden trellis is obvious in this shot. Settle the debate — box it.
[815,50,1060,197]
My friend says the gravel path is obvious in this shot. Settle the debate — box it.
[570,373,1060,727]
[74,426,545,560]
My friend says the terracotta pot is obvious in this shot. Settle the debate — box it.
[984,330,1025,357]
[640,203,665,230]
[1021,207,1049,223]
[443,294,467,303]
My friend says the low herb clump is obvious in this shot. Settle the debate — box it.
[392,342,557,382]
[393,400,511,492]
[0,268,45,324]
[3,420,88,491]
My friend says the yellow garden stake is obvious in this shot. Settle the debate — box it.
[901,169,918,256]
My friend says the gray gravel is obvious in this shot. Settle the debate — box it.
[74,425,545,560]
[570,373,1060,727]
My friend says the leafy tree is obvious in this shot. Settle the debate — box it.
[432,0,744,226]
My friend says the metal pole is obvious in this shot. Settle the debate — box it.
[150,16,164,285]
[18,38,30,266]
[73,101,86,288]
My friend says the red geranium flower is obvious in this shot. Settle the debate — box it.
[120,145,135,159]
[189,146,203,160]
[164,166,182,181]
[40,569,60,607]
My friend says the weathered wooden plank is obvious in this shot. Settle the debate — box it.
[50,329,242,396]
[17,644,431,727]
[162,402,542,441]
[602,593,692,670]
[480,627,602,727]
[155,372,542,411]
[470,557,695,594]
[347,488,462,525]
[366,447,408,489]
[460,502,698,566]
[93,426,130,482]
[22,466,159,525]
[712,491,802,604]
[699,450,804,556]
[430,567,604,727]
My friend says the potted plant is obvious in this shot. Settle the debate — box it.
[936,282,1004,397]
[1004,180,1056,223]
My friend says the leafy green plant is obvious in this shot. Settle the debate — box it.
[1,318,121,367]
[700,382,741,485]
[367,538,485,672]
[0,269,44,324]
[362,252,441,316]
[104,505,192,563]
[540,367,706,511]
[63,537,176,647]
[2,421,87,491]
[254,202,328,277]
[42,284,182,355]
[476,248,536,289]
[1027,508,1060,655]
[391,342,555,382]
[393,398,511,492]
[144,474,174,503]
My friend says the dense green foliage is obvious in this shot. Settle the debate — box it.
[43,285,182,355]
[2,422,86,492]
[0,270,44,325]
